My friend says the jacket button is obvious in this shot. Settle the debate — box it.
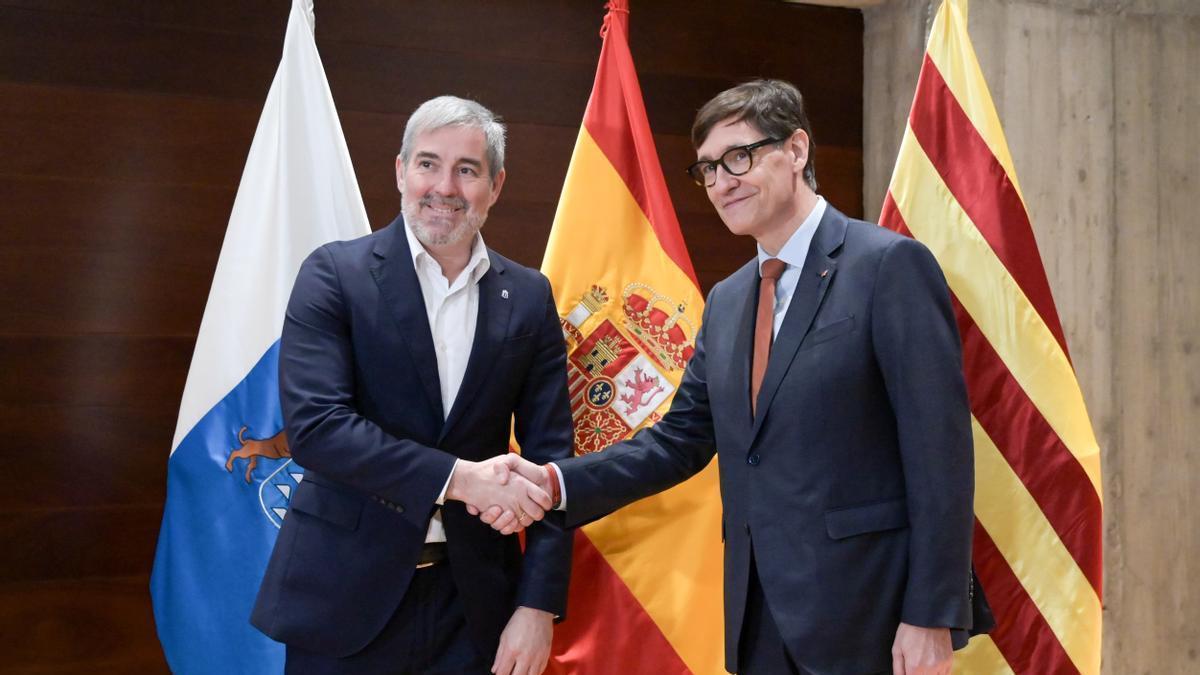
[744,523,751,535]
[747,453,760,466]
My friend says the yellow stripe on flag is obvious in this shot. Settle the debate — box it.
[544,128,705,329]
[924,0,1027,207]
[891,128,1102,498]
[956,634,1016,675]
[972,417,1102,675]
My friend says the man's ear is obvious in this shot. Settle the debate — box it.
[788,129,810,175]
[488,168,507,207]
[395,155,406,194]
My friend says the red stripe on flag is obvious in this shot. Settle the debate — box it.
[580,3,699,289]
[905,54,1071,362]
[546,531,690,675]
[882,199,1102,594]
[953,294,1103,593]
[974,522,1080,675]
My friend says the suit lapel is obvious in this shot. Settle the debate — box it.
[369,217,444,421]
[750,207,848,439]
[439,251,511,442]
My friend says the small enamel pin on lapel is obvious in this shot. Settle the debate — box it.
[819,269,829,278]
[501,289,509,299]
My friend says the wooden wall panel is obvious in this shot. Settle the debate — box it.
[0,406,173,510]
[0,0,862,669]
[0,577,167,674]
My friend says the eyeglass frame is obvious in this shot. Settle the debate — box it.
[685,137,786,188]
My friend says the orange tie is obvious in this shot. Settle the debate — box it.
[752,258,786,415]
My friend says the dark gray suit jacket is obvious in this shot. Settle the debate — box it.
[556,206,978,674]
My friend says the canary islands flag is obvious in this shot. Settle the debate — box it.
[149,0,370,671]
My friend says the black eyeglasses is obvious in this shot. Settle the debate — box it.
[686,137,784,187]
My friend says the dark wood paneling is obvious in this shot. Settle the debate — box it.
[0,1,862,671]
[0,178,227,335]
[0,82,260,189]
[0,1,860,91]
[0,5,281,103]
[0,406,171,511]
[0,2,860,141]
[0,336,192,407]
[0,576,167,673]
[0,507,161,582]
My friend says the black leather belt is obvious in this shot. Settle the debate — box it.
[416,542,448,569]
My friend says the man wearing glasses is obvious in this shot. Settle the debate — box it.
[488,80,986,674]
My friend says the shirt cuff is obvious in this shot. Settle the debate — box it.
[435,459,458,506]
[548,462,567,510]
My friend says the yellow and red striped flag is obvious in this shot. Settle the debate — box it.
[879,1,1102,673]
[540,1,723,673]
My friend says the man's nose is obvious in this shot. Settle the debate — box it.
[711,164,740,191]
[432,168,460,195]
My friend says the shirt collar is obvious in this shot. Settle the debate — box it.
[405,222,492,284]
[757,195,826,273]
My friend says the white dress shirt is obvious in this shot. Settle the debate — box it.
[757,196,827,338]
[404,223,491,543]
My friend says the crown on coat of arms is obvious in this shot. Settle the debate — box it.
[621,283,695,371]
[579,285,609,313]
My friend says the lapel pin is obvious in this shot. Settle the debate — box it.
[501,289,509,299]
[819,269,829,278]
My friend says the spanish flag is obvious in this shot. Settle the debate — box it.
[540,1,723,672]
[879,1,1103,673]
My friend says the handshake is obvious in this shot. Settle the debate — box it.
[445,453,556,535]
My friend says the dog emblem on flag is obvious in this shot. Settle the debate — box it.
[226,425,303,528]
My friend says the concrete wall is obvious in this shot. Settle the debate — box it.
[863,0,1199,671]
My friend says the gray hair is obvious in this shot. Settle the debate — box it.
[399,96,506,180]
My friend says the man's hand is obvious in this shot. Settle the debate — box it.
[469,453,554,534]
[446,456,551,531]
[492,606,553,675]
[497,452,554,491]
[891,623,952,675]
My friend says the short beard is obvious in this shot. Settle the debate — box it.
[402,195,485,247]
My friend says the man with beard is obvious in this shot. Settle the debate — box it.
[251,96,574,675]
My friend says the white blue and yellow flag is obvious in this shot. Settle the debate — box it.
[149,0,369,671]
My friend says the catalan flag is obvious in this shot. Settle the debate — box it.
[540,1,723,672]
[879,1,1102,673]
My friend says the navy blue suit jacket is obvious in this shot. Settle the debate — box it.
[251,216,574,658]
[556,206,978,673]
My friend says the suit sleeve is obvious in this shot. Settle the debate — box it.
[556,289,719,529]
[870,236,974,630]
[510,277,575,617]
[280,245,457,533]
